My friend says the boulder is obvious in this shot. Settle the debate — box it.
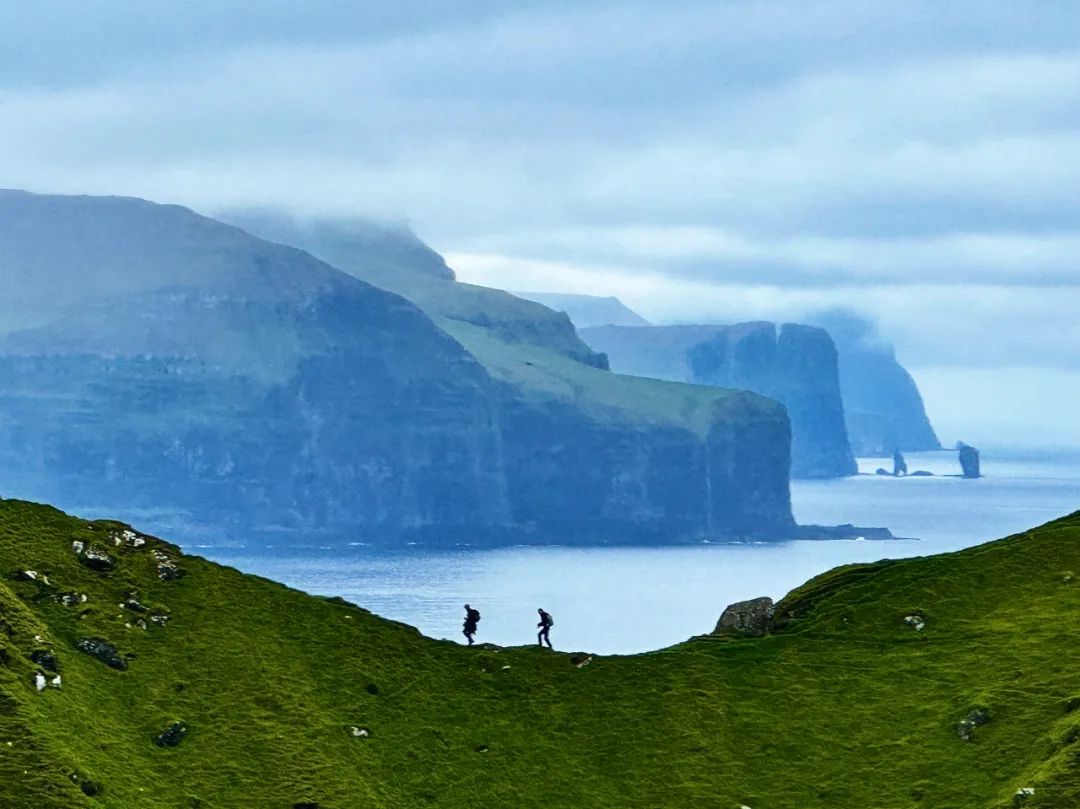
[75,637,128,670]
[957,442,981,479]
[78,546,116,572]
[714,597,775,637]
[154,721,189,747]
[956,706,990,741]
[30,649,59,672]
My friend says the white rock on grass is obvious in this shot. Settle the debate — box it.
[903,615,926,632]
[50,675,61,689]
[72,541,85,554]
[34,673,46,692]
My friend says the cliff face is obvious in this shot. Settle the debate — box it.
[0,191,795,544]
[808,311,940,455]
[496,390,794,543]
[583,323,857,479]
[0,192,511,541]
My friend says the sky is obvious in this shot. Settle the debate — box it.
[2,1,1078,447]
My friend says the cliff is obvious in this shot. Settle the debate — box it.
[3,499,1079,807]
[582,323,858,478]
[808,310,941,455]
[0,191,795,545]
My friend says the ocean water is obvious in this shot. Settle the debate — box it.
[212,449,1080,655]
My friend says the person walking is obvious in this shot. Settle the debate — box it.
[536,608,554,649]
[463,603,481,646]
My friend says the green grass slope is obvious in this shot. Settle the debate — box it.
[440,319,773,437]
[3,498,1080,808]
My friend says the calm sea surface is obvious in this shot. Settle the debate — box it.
[211,449,1080,654]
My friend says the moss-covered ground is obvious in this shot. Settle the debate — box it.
[2,498,1080,808]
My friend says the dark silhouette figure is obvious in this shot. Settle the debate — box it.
[463,604,480,646]
[537,608,554,649]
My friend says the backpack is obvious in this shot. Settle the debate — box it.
[468,608,481,624]
[543,612,554,628]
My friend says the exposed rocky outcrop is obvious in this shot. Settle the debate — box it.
[154,721,189,748]
[582,323,857,478]
[714,597,775,636]
[75,637,128,670]
[956,706,990,741]
[957,443,982,479]
[893,449,908,477]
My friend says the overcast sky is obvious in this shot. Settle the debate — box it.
[2,1,1078,446]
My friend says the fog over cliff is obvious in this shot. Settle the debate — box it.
[2,1,1077,446]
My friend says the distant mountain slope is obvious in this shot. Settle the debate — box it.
[3,499,1079,807]
[512,291,651,327]
[0,192,797,544]
[808,310,941,454]
[220,211,608,370]
[218,209,797,540]
[581,323,858,479]
[0,190,511,541]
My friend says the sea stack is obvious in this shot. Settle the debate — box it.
[957,442,982,479]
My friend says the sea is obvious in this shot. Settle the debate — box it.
[211,449,1080,655]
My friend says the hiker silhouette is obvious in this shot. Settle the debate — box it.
[463,604,480,646]
[537,608,554,649]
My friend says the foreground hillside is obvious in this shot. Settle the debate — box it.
[3,500,1080,807]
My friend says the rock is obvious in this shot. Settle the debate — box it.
[1014,787,1035,806]
[34,672,47,692]
[79,779,100,797]
[910,470,934,477]
[71,540,85,554]
[903,614,926,632]
[957,442,981,479]
[893,449,908,477]
[151,550,186,581]
[78,546,116,572]
[30,649,59,672]
[365,683,380,696]
[14,569,39,581]
[875,468,891,476]
[113,529,147,548]
[50,675,61,689]
[570,654,593,668]
[75,637,128,670]
[149,612,170,626]
[154,721,189,747]
[346,726,370,738]
[122,594,148,612]
[57,592,88,606]
[714,597,775,637]
[956,707,990,741]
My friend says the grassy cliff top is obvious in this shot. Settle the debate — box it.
[3,498,1080,807]
[440,318,777,437]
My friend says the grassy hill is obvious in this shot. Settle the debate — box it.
[3,498,1080,808]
